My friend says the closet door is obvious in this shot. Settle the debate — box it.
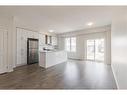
[0,29,7,74]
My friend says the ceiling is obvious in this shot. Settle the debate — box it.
[0,6,125,34]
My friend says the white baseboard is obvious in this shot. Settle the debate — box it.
[111,64,119,89]
[7,68,13,72]
[68,58,84,61]
[15,63,27,67]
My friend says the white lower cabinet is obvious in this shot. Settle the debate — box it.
[39,50,67,68]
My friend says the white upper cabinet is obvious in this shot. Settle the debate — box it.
[47,36,51,45]
[33,32,39,39]
[39,33,45,45]
[27,30,33,38]
[52,36,57,46]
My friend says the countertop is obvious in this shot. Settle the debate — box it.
[39,50,64,53]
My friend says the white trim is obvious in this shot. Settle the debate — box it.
[58,25,110,37]
[16,63,27,67]
[111,64,119,89]
[7,68,13,72]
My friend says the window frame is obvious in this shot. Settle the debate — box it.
[65,37,76,52]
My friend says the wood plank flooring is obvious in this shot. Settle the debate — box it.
[0,60,117,89]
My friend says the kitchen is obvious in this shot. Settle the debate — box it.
[0,6,118,89]
[16,27,67,68]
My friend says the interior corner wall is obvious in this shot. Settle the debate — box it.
[111,10,127,89]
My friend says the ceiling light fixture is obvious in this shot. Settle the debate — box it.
[87,22,93,26]
[49,30,54,33]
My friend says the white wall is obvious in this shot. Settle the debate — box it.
[58,25,111,64]
[0,15,14,72]
[111,9,127,89]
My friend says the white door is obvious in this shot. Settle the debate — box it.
[0,29,7,73]
[86,38,105,62]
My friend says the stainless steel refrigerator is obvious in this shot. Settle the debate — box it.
[27,38,39,65]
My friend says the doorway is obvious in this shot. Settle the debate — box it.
[86,38,104,62]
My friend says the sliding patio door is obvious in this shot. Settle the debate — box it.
[86,40,95,60]
[86,38,104,62]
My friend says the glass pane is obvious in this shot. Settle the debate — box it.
[66,45,70,51]
[71,37,76,52]
[65,38,71,52]
[71,45,76,52]
[66,39,70,45]
[95,39,104,61]
[71,37,76,45]
[87,40,95,60]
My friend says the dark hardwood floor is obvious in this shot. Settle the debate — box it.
[0,60,117,89]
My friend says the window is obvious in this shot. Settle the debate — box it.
[65,37,76,52]
[65,38,71,52]
[86,38,104,62]
[71,37,76,52]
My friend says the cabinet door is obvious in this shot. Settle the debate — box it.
[39,33,45,45]
[47,36,50,44]
[52,36,57,45]
[42,34,45,44]
[33,32,39,39]
[28,30,34,38]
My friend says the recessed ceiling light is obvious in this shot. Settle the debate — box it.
[49,30,54,33]
[87,22,93,26]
